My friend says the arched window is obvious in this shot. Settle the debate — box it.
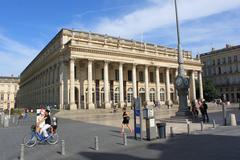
[139,88,145,93]
[127,88,133,103]
[149,88,155,102]
[114,87,119,103]
[160,88,165,101]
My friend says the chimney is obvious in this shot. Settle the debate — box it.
[211,48,215,51]
[226,44,231,48]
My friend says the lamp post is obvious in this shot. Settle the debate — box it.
[174,0,190,115]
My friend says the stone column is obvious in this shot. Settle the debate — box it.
[190,70,196,101]
[88,59,95,109]
[155,66,160,101]
[69,58,77,110]
[104,61,111,108]
[132,64,137,98]
[198,71,204,100]
[119,62,124,108]
[165,68,171,106]
[145,65,150,104]
[59,63,64,109]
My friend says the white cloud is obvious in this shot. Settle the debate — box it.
[0,34,38,57]
[94,0,240,38]
[0,33,39,76]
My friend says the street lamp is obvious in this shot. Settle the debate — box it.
[174,0,190,115]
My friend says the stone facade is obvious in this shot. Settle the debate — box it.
[18,29,203,110]
[0,76,19,110]
[200,44,240,102]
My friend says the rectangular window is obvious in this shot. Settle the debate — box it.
[222,58,226,64]
[128,70,132,81]
[139,71,144,82]
[170,74,173,84]
[234,55,237,62]
[212,60,215,65]
[228,57,232,63]
[0,94,3,101]
[217,59,221,65]
[115,70,119,81]
[7,94,10,100]
[150,72,154,82]
[160,73,164,83]
[101,69,104,80]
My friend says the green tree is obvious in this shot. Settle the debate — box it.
[203,79,219,101]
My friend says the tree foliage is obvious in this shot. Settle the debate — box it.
[203,79,219,101]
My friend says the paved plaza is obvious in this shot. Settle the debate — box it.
[0,104,239,160]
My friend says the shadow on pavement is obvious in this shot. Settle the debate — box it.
[147,134,240,160]
[79,152,154,160]
[75,134,240,160]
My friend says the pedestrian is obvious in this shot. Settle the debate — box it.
[191,99,198,118]
[202,101,209,123]
[198,99,205,121]
[121,107,132,134]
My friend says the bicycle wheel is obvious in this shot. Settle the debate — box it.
[47,133,59,145]
[23,134,37,147]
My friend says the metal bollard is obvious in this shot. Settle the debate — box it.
[201,121,204,131]
[20,144,24,160]
[123,133,127,146]
[95,136,99,150]
[61,140,65,156]
[212,119,216,128]
[187,122,190,135]
[3,116,9,128]
[170,126,174,137]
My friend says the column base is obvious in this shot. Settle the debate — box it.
[88,103,95,110]
[59,104,63,110]
[69,103,77,110]
[104,102,111,109]
[119,102,125,108]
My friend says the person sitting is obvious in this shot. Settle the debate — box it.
[40,109,51,139]
[36,109,45,133]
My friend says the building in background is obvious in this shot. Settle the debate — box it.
[18,29,203,110]
[200,44,240,102]
[0,76,20,110]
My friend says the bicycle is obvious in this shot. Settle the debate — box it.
[23,125,59,147]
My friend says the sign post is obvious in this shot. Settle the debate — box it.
[134,97,142,140]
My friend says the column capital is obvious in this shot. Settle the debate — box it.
[104,60,110,64]
[88,58,94,62]
[119,62,124,65]
[69,57,76,61]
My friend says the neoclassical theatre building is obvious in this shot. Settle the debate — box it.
[18,29,203,110]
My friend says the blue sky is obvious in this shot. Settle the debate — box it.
[0,0,240,76]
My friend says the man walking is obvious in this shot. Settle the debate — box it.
[202,101,209,123]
